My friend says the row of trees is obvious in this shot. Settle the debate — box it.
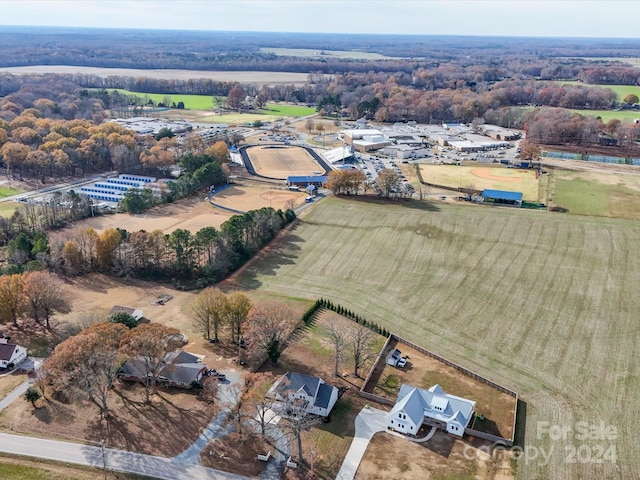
[326,168,414,198]
[524,108,640,147]
[0,271,70,329]
[48,206,295,285]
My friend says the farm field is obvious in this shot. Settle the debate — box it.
[419,165,539,200]
[549,168,640,219]
[229,196,640,480]
[0,65,311,84]
[246,145,325,178]
[260,47,396,60]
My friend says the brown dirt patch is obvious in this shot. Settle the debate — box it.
[212,185,307,212]
[471,168,523,183]
[200,432,270,478]
[246,146,324,178]
[54,196,233,235]
[0,381,214,457]
[355,431,513,480]
[368,340,516,441]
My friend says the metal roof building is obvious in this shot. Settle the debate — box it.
[482,189,523,206]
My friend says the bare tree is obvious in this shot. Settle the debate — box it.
[243,302,298,364]
[41,322,127,419]
[119,323,183,403]
[22,271,71,329]
[326,318,349,377]
[350,325,376,377]
[280,395,321,463]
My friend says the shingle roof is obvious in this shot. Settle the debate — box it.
[282,372,320,397]
[0,344,17,362]
[314,383,334,410]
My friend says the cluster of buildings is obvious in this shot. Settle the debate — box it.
[336,122,521,159]
[77,174,174,204]
[112,117,193,136]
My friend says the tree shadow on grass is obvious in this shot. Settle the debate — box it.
[87,384,212,457]
[233,234,303,289]
[343,195,441,212]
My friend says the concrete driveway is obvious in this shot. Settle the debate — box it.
[335,406,388,480]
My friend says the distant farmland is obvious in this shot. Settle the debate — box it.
[231,197,640,480]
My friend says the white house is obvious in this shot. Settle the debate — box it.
[387,384,476,437]
[266,371,339,417]
[0,335,27,369]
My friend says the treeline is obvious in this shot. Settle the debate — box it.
[0,78,237,182]
[48,207,296,287]
[523,108,640,147]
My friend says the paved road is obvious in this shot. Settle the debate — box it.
[335,406,388,480]
[0,379,32,412]
[0,432,249,480]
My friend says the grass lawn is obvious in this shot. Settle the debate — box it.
[0,186,23,198]
[261,103,316,117]
[0,202,19,218]
[0,455,148,479]
[517,105,640,123]
[99,88,221,110]
[549,168,640,218]
[0,374,26,399]
[229,196,640,480]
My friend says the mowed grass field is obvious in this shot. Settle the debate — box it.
[101,89,315,117]
[230,197,640,480]
[550,169,640,219]
[419,164,540,200]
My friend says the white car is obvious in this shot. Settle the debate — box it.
[396,357,408,368]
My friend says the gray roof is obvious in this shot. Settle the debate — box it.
[314,383,334,410]
[389,387,425,426]
[281,372,321,398]
[392,384,476,429]
[0,344,17,362]
[120,350,205,386]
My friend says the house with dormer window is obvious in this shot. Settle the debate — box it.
[387,384,475,437]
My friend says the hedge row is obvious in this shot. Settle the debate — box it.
[307,298,390,337]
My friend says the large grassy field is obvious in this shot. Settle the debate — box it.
[230,197,640,480]
[549,169,640,219]
[419,164,540,201]
[102,89,315,118]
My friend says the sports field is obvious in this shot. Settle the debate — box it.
[245,145,324,178]
[230,197,640,480]
[549,169,640,219]
[419,164,540,200]
[56,185,304,234]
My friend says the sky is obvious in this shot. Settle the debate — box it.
[2,0,640,38]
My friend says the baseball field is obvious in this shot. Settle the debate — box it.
[245,145,324,178]
[419,164,540,200]
[230,196,640,480]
